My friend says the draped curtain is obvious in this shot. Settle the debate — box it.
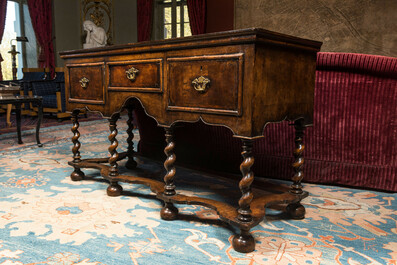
[137,0,154,42]
[187,0,206,35]
[27,0,55,75]
[0,0,8,81]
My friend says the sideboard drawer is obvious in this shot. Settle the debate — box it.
[67,63,105,105]
[108,59,163,92]
[167,54,244,116]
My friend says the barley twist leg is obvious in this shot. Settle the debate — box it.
[287,119,306,219]
[232,139,255,253]
[125,107,138,169]
[160,127,178,220]
[70,109,85,181]
[237,139,254,223]
[107,113,122,196]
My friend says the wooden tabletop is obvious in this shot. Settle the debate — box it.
[0,94,41,103]
[0,85,21,94]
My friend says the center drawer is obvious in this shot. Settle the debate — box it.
[108,59,163,92]
[167,53,244,116]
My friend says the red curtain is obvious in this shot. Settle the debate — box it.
[27,0,55,75]
[137,0,154,42]
[187,0,206,35]
[0,0,8,81]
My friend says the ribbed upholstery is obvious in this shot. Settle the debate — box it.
[316,52,396,77]
[135,52,397,192]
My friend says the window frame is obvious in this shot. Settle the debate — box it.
[153,0,191,40]
[1,0,38,79]
[14,0,28,71]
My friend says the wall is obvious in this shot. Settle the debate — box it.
[235,0,397,57]
[53,0,80,67]
[113,0,137,45]
[53,0,138,67]
[206,0,234,33]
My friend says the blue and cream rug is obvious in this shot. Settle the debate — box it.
[0,118,396,265]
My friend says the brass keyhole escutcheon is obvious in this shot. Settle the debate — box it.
[79,77,89,89]
[126,67,139,81]
[192,76,210,93]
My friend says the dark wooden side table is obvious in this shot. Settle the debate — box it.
[0,85,22,127]
[0,95,43,147]
[60,28,321,253]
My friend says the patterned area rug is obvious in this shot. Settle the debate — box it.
[0,112,103,134]
[0,112,104,153]
[0,115,110,153]
[0,119,396,265]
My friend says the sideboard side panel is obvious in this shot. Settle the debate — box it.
[252,45,318,135]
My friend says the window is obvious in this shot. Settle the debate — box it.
[153,0,192,40]
[0,0,38,80]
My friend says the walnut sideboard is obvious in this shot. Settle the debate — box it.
[60,28,322,253]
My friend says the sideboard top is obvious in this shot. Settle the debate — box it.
[60,28,322,59]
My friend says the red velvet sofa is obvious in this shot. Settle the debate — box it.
[134,52,397,192]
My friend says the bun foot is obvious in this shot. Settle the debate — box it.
[232,231,255,253]
[160,202,178,220]
[286,202,305,219]
[70,169,85,181]
[107,182,123,196]
[125,158,138,170]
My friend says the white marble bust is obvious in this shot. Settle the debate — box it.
[83,20,107,49]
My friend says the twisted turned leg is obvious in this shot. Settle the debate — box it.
[125,107,138,170]
[233,139,255,253]
[15,103,22,144]
[70,109,85,181]
[160,127,178,220]
[107,113,123,196]
[35,98,43,147]
[287,119,306,219]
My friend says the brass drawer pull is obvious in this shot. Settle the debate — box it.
[126,67,139,81]
[192,76,210,93]
[79,77,89,88]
